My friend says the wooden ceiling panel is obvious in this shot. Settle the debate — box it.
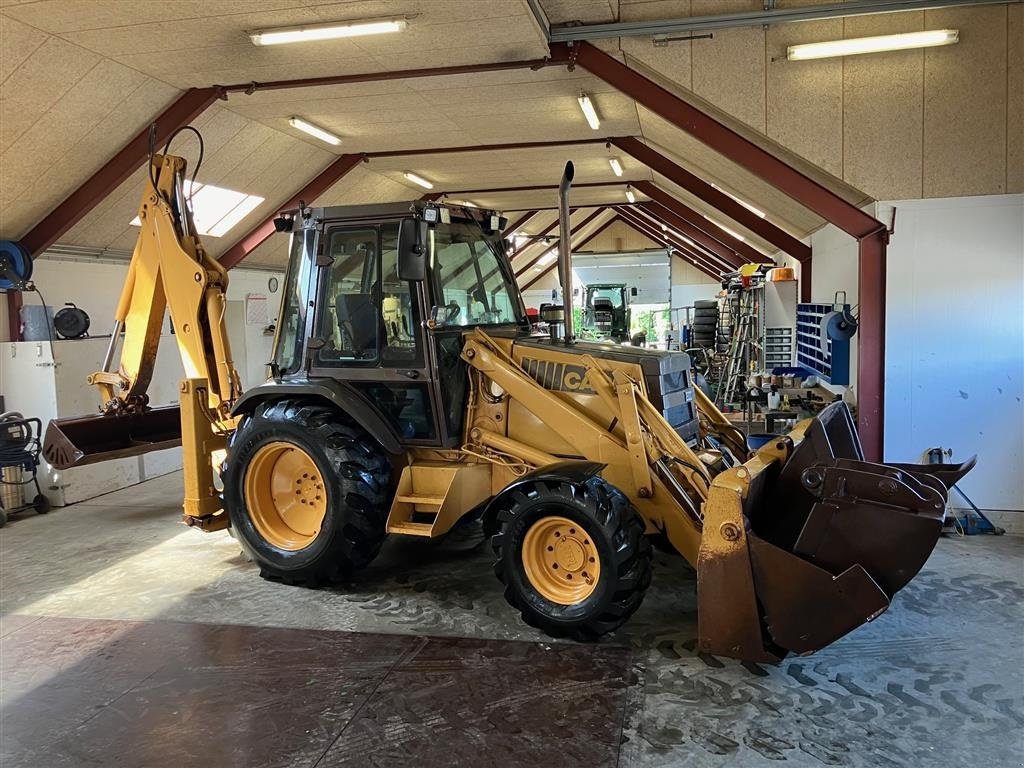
[539,0,617,24]
[3,0,548,89]
[243,164,416,267]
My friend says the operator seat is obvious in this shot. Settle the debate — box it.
[336,293,377,359]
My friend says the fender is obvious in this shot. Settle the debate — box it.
[482,460,607,536]
[231,378,402,454]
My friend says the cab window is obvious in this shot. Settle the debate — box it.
[430,222,520,327]
[272,230,311,375]
[316,228,379,365]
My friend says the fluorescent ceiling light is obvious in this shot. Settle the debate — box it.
[787,29,957,61]
[538,250,557,266]
[130,181,264,238]
[251,18,407,46]
[608,157,623,177]
[404,171,434,189]
[711,183,765,218]
[289,117,341,145]
[705,215,745,242]
[577,94,600,130]
[625,186,636,204]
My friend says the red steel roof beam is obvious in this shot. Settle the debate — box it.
[635,181,772,265]
[631,199,744,270]
[218,52,572,94]
[615,208,726,280]
[20,87,222,257]
[520,214,620,291]
[618,208,731,277]
[619,203,738,273]
[219,154,364,269]
[515,209,607,278]
[610,136,810,262]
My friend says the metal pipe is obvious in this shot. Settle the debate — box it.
[101,321,123,372]
[549,0,1016,41]
[557,161,575,344]
[218,55,569,94]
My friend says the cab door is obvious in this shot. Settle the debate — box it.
[308,221,444,447]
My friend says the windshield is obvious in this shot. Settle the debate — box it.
[587,286,625,309]
[430,220,525,328]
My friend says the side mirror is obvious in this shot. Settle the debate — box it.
[630,287,639,297]
[398,218,428,281]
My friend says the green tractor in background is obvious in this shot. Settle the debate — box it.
[581,283,636,343]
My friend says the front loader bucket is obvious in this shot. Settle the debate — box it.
[697,401,973,661]
[43,406,182,470]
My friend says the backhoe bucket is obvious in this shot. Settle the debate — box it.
[43,407,182,470]
[697,402,973,661]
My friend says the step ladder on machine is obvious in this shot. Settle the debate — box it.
[386,461,491,537]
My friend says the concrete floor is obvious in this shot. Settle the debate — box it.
[2,471,1022,767]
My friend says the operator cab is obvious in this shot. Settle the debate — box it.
[271,202,527,450]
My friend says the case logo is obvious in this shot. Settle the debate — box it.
[520,357,596,393]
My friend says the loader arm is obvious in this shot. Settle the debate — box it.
[44,152,241,529]
[460,328,968,661]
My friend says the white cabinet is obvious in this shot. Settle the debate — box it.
[760,280,797,370]
[0,335,185,506]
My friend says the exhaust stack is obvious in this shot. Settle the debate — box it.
[557,161,574,344]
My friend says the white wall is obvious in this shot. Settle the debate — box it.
[884,194,1024,514]
[14,256,284,390]
[805,218,863,400]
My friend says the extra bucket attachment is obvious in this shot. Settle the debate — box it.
[698,401,974,661]
[43,406,183,470]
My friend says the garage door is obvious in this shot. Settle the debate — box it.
[572,250,670,304]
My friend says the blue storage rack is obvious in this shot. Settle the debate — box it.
[796,303,850,385]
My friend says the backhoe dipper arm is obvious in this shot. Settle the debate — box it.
[43,151,242,529]
[89,153,241,418]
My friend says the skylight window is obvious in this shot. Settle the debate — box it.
[131,181,264,237]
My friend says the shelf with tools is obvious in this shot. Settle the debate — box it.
[796,303,850,385]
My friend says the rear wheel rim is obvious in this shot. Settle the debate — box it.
[522,515,601,604]
[244,441,327,551]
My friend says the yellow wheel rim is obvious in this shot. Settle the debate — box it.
[522,515,601,604]
[244,441,327,551]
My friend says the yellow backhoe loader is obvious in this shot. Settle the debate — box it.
[43,141,974,661]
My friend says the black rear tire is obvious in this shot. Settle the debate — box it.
[32,494,50,514]
[491,475,652,641]
[223,400,391,586]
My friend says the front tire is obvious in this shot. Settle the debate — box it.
[491,476,652,640]
[223,400,391,586]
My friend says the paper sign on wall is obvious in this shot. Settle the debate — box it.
[245,294,268,326]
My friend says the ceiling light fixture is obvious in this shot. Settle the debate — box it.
[404,171,434,190]
[608,157,623,177]
[577,93,601,130]
[625,185,636,204]
[289,117,341,145]
[787,29,958,61]
[538,250,557,266]
[251,18,407,46]
[711,183,765,218]
[704,216,745,242]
